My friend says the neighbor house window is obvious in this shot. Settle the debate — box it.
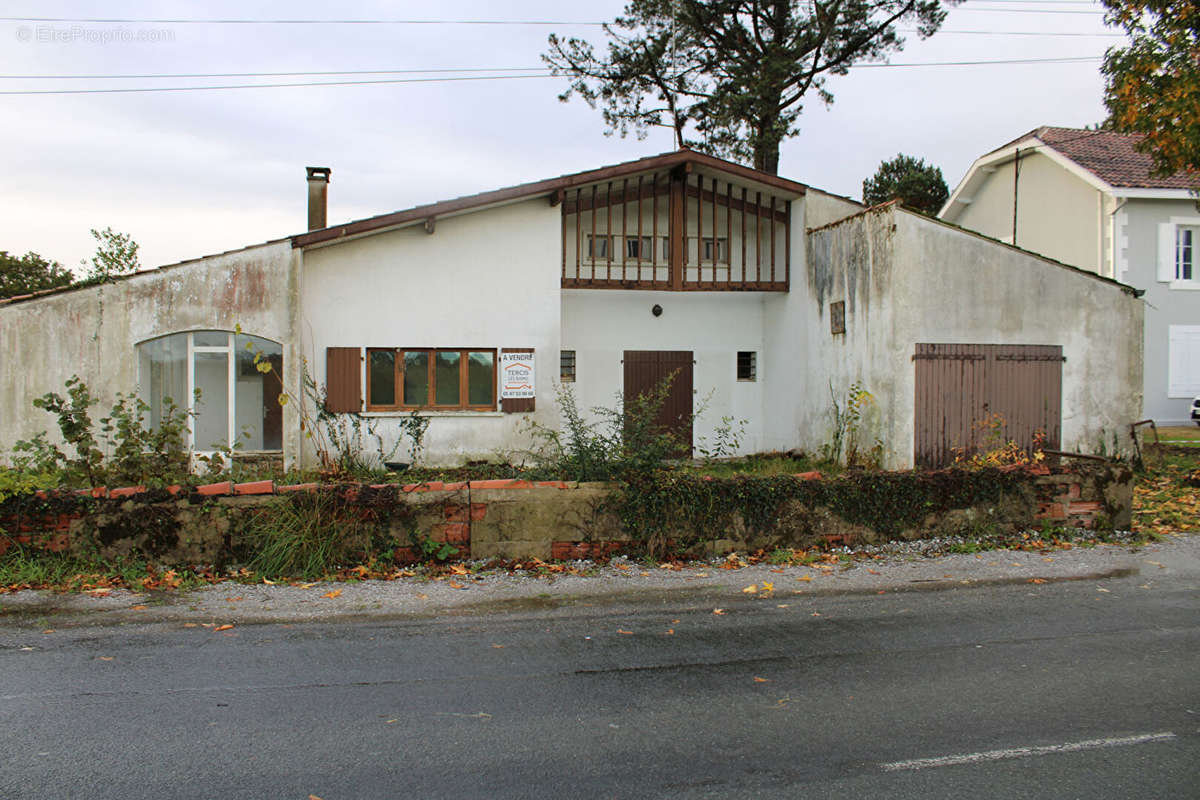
[138,330,283,452]
[365,348,496,411]
[560,350,576,382]
[1177,226,1197,281]
[737,351,757,381]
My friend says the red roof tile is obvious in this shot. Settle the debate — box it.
[1002,126,1197,190]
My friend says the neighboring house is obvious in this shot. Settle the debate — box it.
[0,149,1143,470]
[940,126,1200,426]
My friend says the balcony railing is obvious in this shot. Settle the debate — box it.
[561,169,790,291]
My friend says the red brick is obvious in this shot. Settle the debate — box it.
[1036,502,1067,519]
[1068,501,1102,514]
[795,471,822,481]
[443,481,467,491]
[233,480,275,496]
[444,504,470,522]
[109,486,147,499]
[434,523,470,545]
[195,481,233,497]
[75,487,108,498]
[536,481,571,489]
[44,533,69,552]
[166,485,183,495]
[278,482,319,493]
[404,481,444,493]
[468,479,534,490]
[393,546,418,564]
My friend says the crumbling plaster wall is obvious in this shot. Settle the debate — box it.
[0,241,302,465]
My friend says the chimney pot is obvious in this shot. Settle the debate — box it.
[306,166,331,231]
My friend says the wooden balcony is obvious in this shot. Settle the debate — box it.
[560,167,790,291]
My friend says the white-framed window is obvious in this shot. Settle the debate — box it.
[1157,217,1200,287]
[1176,225,1196,281]
[137,330,284,452]
[1168,325,1200,398]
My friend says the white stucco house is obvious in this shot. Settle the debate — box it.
[940,126,1199,425]
[0,149,1143,471]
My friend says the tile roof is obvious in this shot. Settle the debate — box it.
[1005,126,1198,190]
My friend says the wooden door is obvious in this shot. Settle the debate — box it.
[623,350,694,456]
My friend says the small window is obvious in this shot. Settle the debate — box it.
[702,237,729,264]
[560,350,576,382]
[1177,226,1197,281]
[586,234,610,260]
[737,351,756,381]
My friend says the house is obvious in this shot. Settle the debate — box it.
[940,126,1199,426]
[0,149,1142,471]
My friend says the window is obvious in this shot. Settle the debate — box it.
[138,330,284,452]
[1177,226,1197,281]
[737,351,757,381]
[366,348,496,411]
[560,350,576,382]
[586,234,610,260]
[702,237,729,264]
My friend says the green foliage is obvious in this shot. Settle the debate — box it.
[1101,0,1200,184]
[81,227,140,283]
[544,0,957,173]
[862,153,949,215]
[615,467,1028,556]
[239,490,406,579]
[13,375,192,488]
[521,378,685,481]
[0,467,60,505]
[821,381,877,467]
[0,250,73,299]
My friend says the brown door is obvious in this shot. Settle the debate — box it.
[914,343,1063,468]
[623,351,693,456]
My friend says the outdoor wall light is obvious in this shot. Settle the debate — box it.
[652,304,663,317]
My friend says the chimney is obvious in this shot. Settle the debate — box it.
[306,166,331,231]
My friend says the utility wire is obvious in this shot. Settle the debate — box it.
[0,55,1104,95]
[0,16,608,25]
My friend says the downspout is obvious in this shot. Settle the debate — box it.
[1012,147,1022,246]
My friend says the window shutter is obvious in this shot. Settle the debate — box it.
[1158,223,1176,282]
[325,347,362,412]
[501,347,535,413]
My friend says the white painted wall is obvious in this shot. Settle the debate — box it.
[0,241,302,466]
[805,205,1143,467]
[561,289,767,455]
[299,198,563,466]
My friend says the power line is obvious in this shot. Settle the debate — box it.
[0,55,1104,95]
[0,67,549,81]
[1,16,607,26]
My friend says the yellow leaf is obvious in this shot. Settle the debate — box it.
[182,623,198,628]
[713,608,726,615]
[1029,578,1047,584]
[98,656,114,661]
[761,582,774,593]
[448,582,466,590]
[298,582,319,589]
[131,605,147,611]
[322,589,342,599]
[262,578,277,585]
[42,629,55,634]
[753,677,769,683]
[617,629,633,635]
[664,629,674,635]
[797,575,813,583]
[492,644,504,648]
[743,584,758,594]
[214,624,234,632]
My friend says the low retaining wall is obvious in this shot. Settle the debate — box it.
[0,464,1133,565]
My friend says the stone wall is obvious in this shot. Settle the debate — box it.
[0,464,1133,565]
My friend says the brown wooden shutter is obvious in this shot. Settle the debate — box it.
[500,347,535,413]
[325,347,361,412]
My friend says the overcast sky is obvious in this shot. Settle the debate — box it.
[0,0,1119,273]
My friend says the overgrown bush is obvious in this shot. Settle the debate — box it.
[11,375,193,488]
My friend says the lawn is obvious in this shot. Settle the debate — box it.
[1132,445,1199,535]
[1152,425,1200,445]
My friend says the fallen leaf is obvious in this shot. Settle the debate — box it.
[415,593,428,600]
[98,656,114,661]
[743,584,758,594]
[182,623,198,628]
[877,590,887,594]
[1097,587,1111,593]
[385,719,398,724]
[1029,578,1047,584]
[671,619,680,624]
[130,605,147,611]
[227,596,244,602]
[492,644,504,648]
[639,571,650,576]
[664,629,674,635]
[322,589,342,599]
[776,604,790,608]
[614,563,630,571]
[867,569,881,575]
[617,629,633,635]
[797,575,813,583]
[448,581,467,590]
[811,612,821,616]
[1147,561,1164,568]
[1042,558,1053,563]
[42,629,55,634]
[262,578,277,585]
[86,588,112,597]
[713,608,726,615]
[761,581,775,593]
[310,795,324,800]
[753,677,770,683]
[770,568,784,574]
[298,582,319,589]
[214,624,234,632]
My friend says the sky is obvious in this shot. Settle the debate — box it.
[0,0,1122,273]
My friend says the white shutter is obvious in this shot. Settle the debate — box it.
[1157,222,1176,282]
[1168,326,1200,398]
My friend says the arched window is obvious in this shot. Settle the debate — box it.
[137,331,283,452]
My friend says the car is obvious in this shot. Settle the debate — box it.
[1193,395,1200,426]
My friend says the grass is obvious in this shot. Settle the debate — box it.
[0,546,207,592]
[688,452,841,479]
[1152,425,1200,445]
[1133,445,1199,535]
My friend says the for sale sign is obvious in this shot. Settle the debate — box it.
[500,352,535,399]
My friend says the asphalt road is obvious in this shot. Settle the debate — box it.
[2,561,1197,799]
